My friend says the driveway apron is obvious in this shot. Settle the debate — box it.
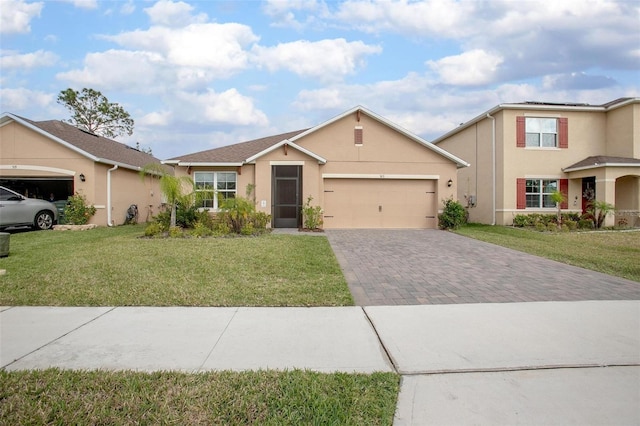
[326,229,640,306]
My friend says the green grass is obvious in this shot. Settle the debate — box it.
[455,224,640,282]
[0,225,353,306]
[0,369,400,425]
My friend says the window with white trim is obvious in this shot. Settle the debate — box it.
[526,117,557,147]
[194,171,236,209]
[525,179,558,208]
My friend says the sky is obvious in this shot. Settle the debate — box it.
[1,0,639,160]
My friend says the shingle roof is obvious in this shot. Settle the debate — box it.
[564,155,640,171]
[166,129,309,163]
[17,115,163,170]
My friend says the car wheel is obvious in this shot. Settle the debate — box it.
[34,210,54,230]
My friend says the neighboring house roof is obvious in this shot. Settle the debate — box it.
[431,97,640,145]
[563,156,640,172]
[0,113,164,172]
[165,106,470,168]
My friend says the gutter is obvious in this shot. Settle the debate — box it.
[487,113,496,226]
[107,165,118,226]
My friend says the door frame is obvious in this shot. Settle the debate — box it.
[272,165,302,228]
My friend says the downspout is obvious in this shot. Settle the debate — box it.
[487,113,496,225]
[107,165,118,226]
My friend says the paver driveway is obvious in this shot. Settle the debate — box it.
[326,229,640,306]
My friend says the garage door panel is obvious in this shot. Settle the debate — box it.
[324,179,436,229]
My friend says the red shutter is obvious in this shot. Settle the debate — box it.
[516,116,526,147]
[517,178,526,209]
[558,117,568,148]
[354,127,363,145]
[560,179,568,209]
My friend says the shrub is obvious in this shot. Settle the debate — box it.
[546,222,557,232]
[438,198,467,230]
[513,214,530,227]
[302,196,324,230]
[578,219,594,230]
[190,221,213,238]
[155,202,200,229]
[565,220,577,231]
[168,226,183,238]
[64,193,97,225]
[144,222,165,237]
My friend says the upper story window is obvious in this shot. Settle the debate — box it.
[194,171,236,210]
[526,118,557,147]
[516,116,568,148]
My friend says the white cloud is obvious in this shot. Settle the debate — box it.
[59,0,98,9]
[427,49,504,86]
[333,0,475,37]
[120,1,135,15]
[0,0,43,34]
[0,88,54,111]
[252,38,381,82]
[262,0,328,29]
[144,0,208,27]
[174,89,268,126]
[1,49,58,69]
[104,23,258,78]
[56,50,166,93]
[138,110,172,127]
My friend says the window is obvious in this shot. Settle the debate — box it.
[526,118,557,147]
[194,171,236,209]
[516,116,568,148]
[525,179,558,208]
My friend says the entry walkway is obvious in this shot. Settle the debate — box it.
[326,229,640,305]
[2,302,639,424]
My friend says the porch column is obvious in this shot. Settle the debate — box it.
[596,176,616,227]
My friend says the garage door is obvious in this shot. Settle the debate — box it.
[323,178,437,229]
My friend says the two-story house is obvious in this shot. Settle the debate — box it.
[433,98,640,227]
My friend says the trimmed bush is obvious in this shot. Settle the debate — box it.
[438,198,467,230]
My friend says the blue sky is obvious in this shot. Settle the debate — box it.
[1,0,639,160]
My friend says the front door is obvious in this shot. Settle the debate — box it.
[273,165,302,228]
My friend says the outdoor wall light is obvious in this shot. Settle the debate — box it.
[79,173,86,182]
[447,179,453,187]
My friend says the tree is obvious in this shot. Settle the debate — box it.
[140,164,193,228]
[57,88,134,138]
[550,190,566,230]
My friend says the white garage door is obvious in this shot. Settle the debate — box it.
[323,178,437,229]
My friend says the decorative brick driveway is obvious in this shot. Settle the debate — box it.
[326,229,640,306]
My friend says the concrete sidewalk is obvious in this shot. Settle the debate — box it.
[2,301,639,425]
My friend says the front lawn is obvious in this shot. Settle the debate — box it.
[0,225,353,306]
[455,224,640,282]
[0,369,400,425]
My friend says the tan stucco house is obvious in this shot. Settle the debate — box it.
[165,106,469,229]
[0,113,165,226]
[433,98,640,227]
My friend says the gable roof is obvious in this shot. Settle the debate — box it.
[563,155,640,172]
[0,113,163,172]
[165,106,469,168]
[164,129,310,166]
[431,97,640,145]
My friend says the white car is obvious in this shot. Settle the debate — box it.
[0,186,58,230]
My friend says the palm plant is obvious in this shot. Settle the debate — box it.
[590,200,615,229]
[550,190,566,229]
[140,164,194,228]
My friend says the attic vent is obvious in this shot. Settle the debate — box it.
[354,126,363,146]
